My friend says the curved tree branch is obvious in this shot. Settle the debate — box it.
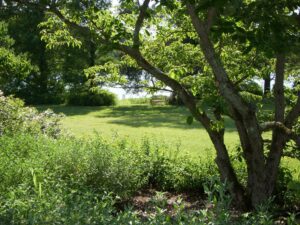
[260,121,300,146]
[49,7,89,35]
[260,121,293,134]
[133,0,150,49]
[117,44,215,129]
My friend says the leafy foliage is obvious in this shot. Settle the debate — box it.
[0,22,34,94]
[0,91,63,137]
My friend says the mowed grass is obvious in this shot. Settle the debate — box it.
[37,104,239,156]
[36,103,300,178]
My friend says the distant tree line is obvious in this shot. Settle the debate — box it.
[0,1,118,104]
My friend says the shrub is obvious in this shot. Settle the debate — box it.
[67,87,117,106]
[0,90,63,137]
[140,138,217,192]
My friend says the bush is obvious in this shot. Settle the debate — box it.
[0,90,63,137]
[141,139,216,192]
[68,87,117,106]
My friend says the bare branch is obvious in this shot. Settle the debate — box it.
[260,121,293,134]
[260,121,300,147]
[133,0,150,49]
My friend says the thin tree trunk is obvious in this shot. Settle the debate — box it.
[89,39,96,67]
[208,130,249,209]
[265,54,286,196]
[38,40,49,94]
[274,54,285,123]
[263,75,271,95]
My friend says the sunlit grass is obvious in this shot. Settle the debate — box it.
[36,104,239,156]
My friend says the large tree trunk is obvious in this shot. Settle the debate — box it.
[229,107,268,207]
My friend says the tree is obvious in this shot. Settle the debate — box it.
[0,21,34,94]
[7,0,300,209]
[1,1,113,103]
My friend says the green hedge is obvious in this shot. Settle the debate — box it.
[67,88,117,106]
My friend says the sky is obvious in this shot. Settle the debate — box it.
[104,86,170,99]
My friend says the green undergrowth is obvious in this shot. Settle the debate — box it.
[0,133,216,224]
[0,133,299,224]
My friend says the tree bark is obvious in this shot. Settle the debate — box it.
[229,107,268,207]
[274,54,285,123]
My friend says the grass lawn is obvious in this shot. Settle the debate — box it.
[37,104,239,156]
[36,103,300,178]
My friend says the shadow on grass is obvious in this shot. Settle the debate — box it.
[36,104,237,131]
[35,105,108,116]
[98,105,236,131]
